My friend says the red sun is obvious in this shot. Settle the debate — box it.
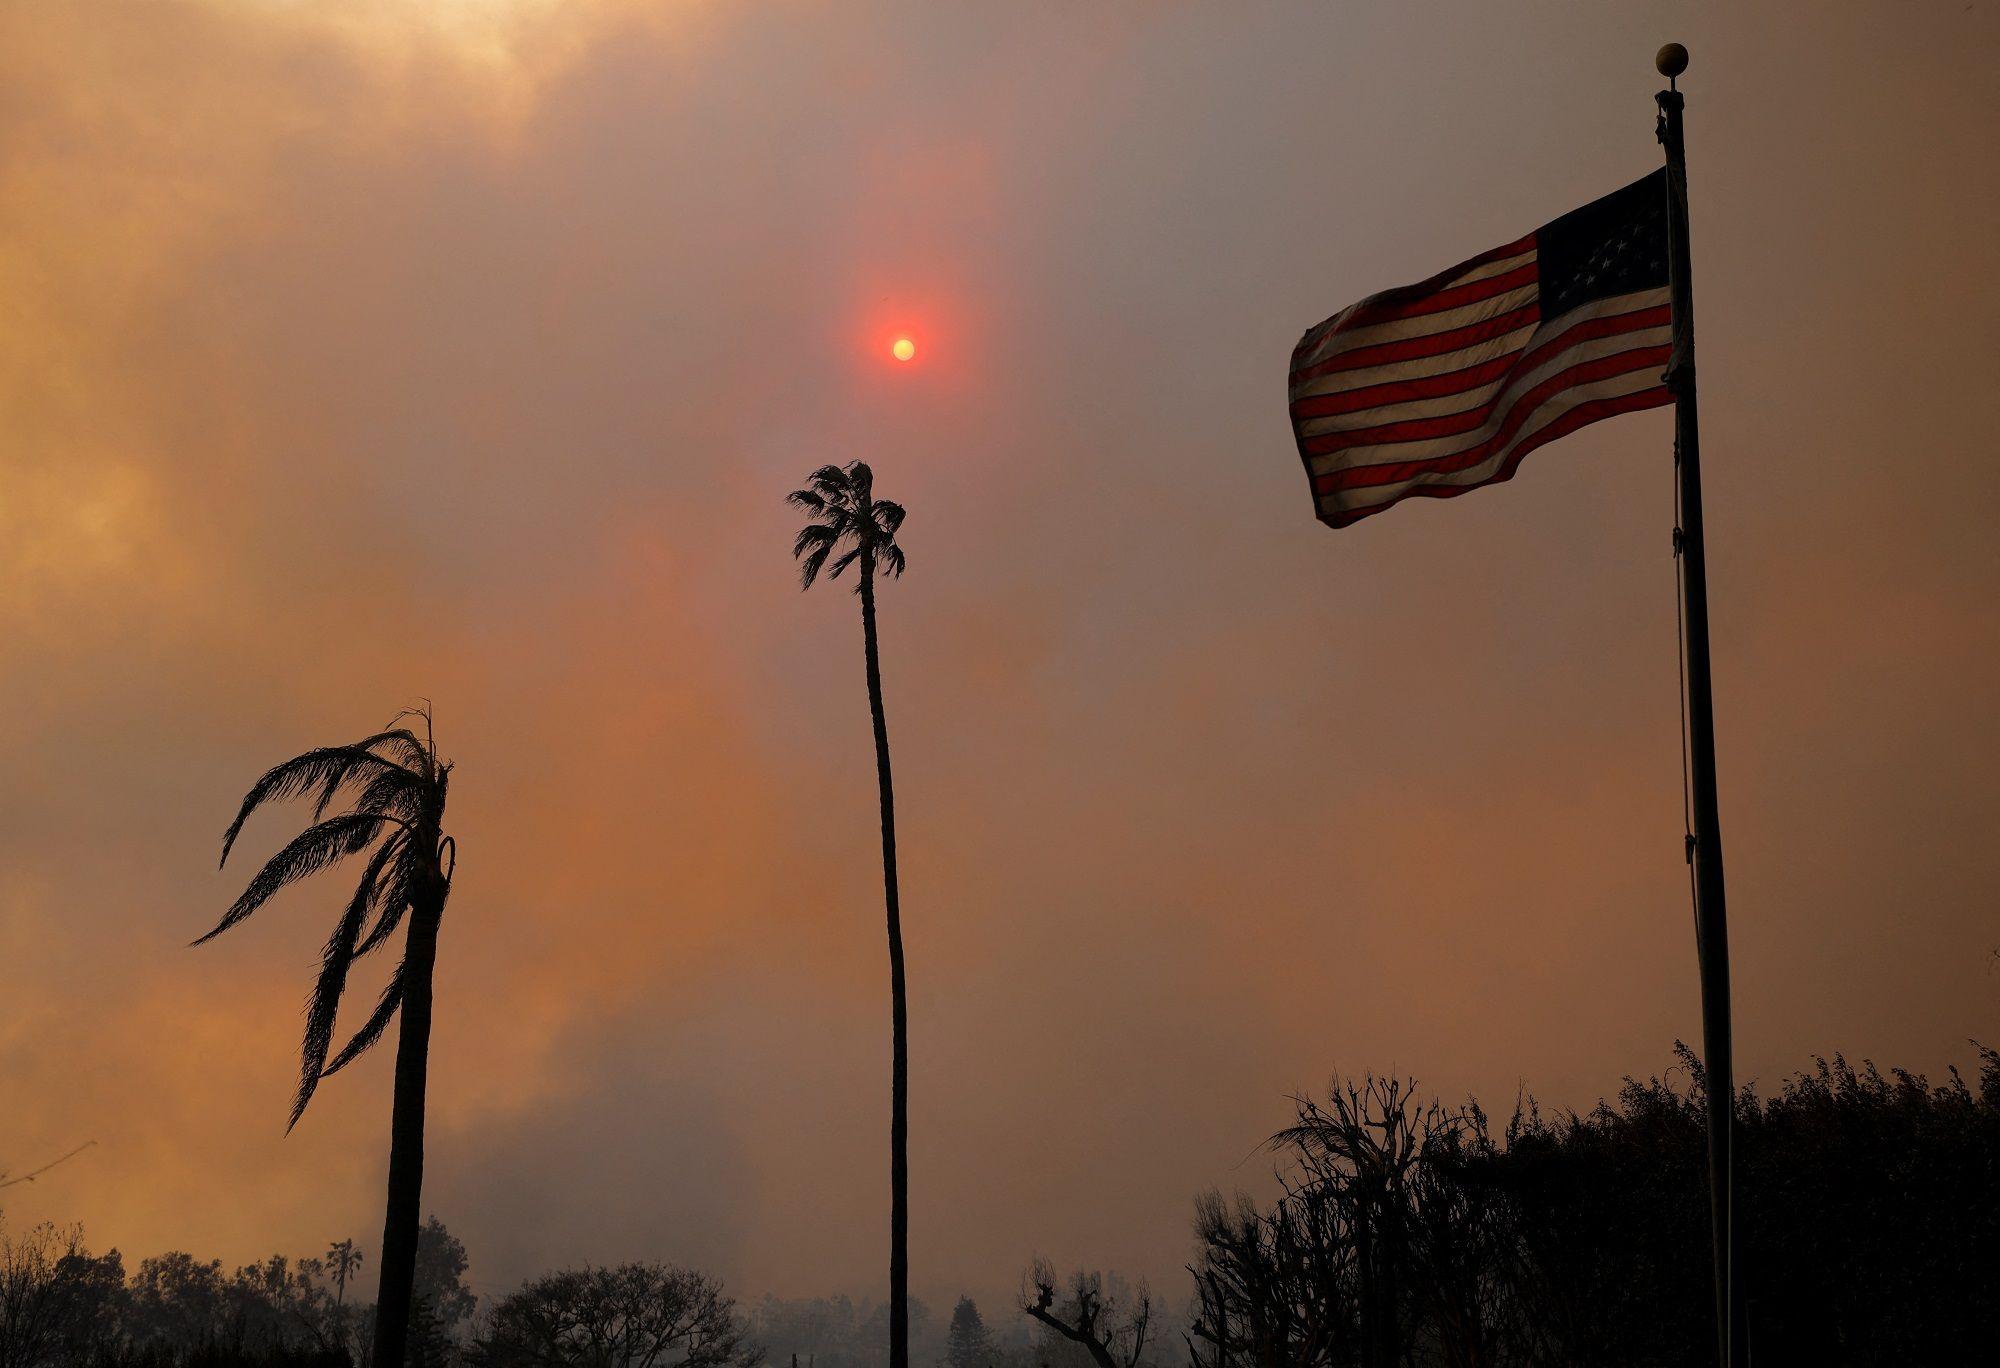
[890,337,916,362]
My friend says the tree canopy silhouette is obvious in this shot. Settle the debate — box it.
[944,1296,990,1368]
[471,1262,756,1367]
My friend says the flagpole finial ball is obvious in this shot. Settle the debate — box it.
[1656,43,1689,78]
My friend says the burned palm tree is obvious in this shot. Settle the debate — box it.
[787,461,912,1368]
[199,707,456,1368]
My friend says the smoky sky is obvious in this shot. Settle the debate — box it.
[3,0,1996,1320]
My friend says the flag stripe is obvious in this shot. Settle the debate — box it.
[1303,336,1668,459]
[1289,318,1542,400]
[1315,386,1671,528]
[1445,245,1541,288]
[1312,344,1671,491]
[1290,302,1542,386]
[1290,299,1669,422]
[1290,350,1524,422]
[1329,261,1541,337]
[1296,233,1536,356]
[1312,283,1541,358]
[1319,231,1536,330]
[1317,365,1671,504]
[1298,315,1670,454]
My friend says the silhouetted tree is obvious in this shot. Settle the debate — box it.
[471,1262,758,1366]
[410,1218,475,1341]
[321,1241,361,1360]
[272,1256,347,1360]
[50,1241,127,1365]
[1265,1074,1503,1367]
[1187,1187,1350,1366]
[1021,1262,1151,1368]
[943,1297,988,1368]
[202,709,457,1368]
[325,1243,360,1311]
[1186,1075,1455,1368]
[404,1297,451,1368]
[126,1251,230,1356]
[786,461,911,1368]
[0,1221,102,1368]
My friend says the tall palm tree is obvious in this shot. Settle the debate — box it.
[198,708,456,1368]
[787,461,911,1368]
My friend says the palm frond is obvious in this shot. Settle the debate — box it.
[877,542,907,578]
[807,464,852,501]
[872,499,906,536]
[220,748,408,866]
[320,961,406,1078]
[792,524,837,559]
[784,488,827,514]
[309,735,428,821]
[353,873,413,959]
[379,711,439,775]
[341,831,411,959]
[792,523,843,589]
[798,539,835,589]
[362,727,430,770]
[196,813,394,946]
[846,460,874,505]
[348,767,423,821]
[289,887,372,1131]
[827,545,863,582]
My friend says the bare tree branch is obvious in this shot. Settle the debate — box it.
[0,1140,96,1191]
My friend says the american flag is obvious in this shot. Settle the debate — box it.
[1289,170,1672,529]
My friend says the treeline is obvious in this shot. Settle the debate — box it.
[9,1043,1994,1366]
[0,1218,473,1368]
[1014,1044,2000,1366]
[0,1217,760,1368]
[1165,1043,2000,1366]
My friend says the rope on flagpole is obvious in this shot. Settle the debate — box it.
[1674,437,1700,926]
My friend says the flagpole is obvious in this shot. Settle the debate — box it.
[1655,43,1746,1367]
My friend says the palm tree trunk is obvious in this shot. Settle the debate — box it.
[370,882,443,1368]
[859,558,909,1368]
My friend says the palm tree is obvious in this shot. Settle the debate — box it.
[326,1237,364,1357]
[198,707,456,1368]
[327,1238,362,1307]
[787,461,911,1368]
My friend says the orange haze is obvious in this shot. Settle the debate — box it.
[3,0,1996,1319]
